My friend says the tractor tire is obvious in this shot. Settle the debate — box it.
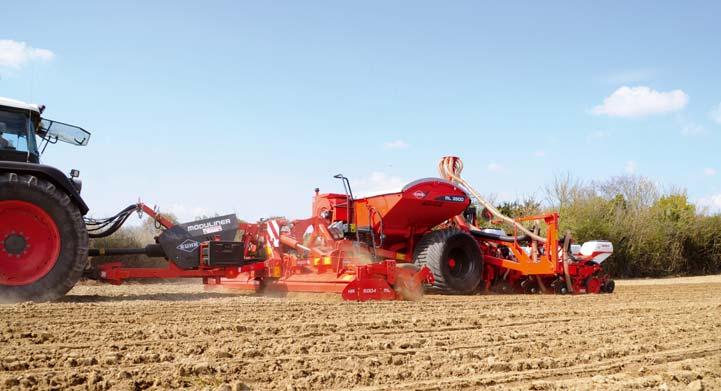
[413,229,482,294]
[0,173,88,302]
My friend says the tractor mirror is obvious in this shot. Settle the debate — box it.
[40,118,92,146]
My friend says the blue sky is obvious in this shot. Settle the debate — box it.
[2,1,720,221]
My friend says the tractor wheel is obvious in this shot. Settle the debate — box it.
[413,229,482,294]
[0,173,88,302]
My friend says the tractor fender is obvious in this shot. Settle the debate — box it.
[0,161,89,215]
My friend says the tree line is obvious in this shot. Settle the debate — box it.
[496,175,721,278]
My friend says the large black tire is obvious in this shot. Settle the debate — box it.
[0,173,88,302]
[413,229,483,294]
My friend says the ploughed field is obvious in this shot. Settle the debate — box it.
[1,276,720,391]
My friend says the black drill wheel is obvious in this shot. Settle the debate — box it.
[413,229,483,294]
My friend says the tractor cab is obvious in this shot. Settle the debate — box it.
[0,97,91,164]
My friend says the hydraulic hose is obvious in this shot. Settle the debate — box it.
[84,204,138,238]
[438,156,547,243]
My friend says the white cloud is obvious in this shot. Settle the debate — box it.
[534,150,545,158]
[591,86,688,117]
[487,163,504,172]
[0,40,55,68]
[709,103,721,125]
[383,139,409,149]
[704,168,717,177]
[353,172,405,197]
[698,194,721,214]
[625,160,637,174]
[677,116,707,137]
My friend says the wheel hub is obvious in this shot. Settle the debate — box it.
[3,233,27,255]
[0,200,61,285]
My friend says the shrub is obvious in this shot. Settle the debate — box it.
[540,175,721,277]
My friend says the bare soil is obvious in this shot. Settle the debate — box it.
[1,276,720,390]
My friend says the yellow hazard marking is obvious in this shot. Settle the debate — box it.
[396,253,406,261]
[349,223,356,232]
[322,256,332,265]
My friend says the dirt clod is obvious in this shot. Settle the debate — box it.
[216,383,232,391]
[687,380,705,391]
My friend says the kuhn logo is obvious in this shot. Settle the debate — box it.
[413,190,426,199]
[186,219,231,232]
[176,239,199,253]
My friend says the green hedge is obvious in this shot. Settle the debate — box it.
[539,175,721,277]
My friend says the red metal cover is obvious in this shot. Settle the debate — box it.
[354,178,470,237]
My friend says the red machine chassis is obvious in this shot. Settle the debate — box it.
[92,169,611,300]
[95,203,434,301]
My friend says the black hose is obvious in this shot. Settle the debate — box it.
[367,205,384,247]
[367,208,377,259]
[87,213,132,238]
[85,205,136,225]
[84,204,138,238]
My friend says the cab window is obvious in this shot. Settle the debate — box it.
[0,110,38,155]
